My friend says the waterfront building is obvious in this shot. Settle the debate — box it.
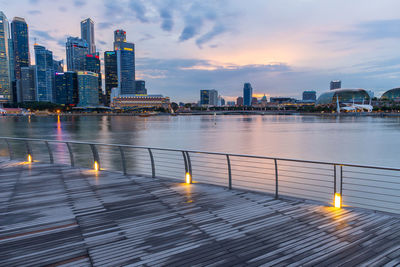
[77,71,99,107]
[55,72,78,105]
[114,29,135,95]
[19,66,36,102]
[53,59,63,73]
[380,88,400,102]
[218,96,225,106]
[243,83,253,106]
[104,51,118,106]
[66,37,89,71]
[34,44,54,102]
[316,88,370,105]
[81,18,95,54]
[227,101,235,106]
[200,89,218,106]
[83,53,102,104]
[0,11,12,104]
[302,91,317,102]
[135,80,147,95]
[251,97,258,106]
[11,17,30,80]
[236,96,243,106]
[270,97,296,104]
[330,80,341,90]
[111,95,170,109]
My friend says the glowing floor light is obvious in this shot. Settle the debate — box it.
[27,154,32,163]
[94,161,99,171]
[185,172,192,184]
[334,193,341,208]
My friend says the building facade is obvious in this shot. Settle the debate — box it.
[330,80,341,90]
[135,80,147,94]
[104,51,118,106]
[236,96,243,106]
[80,18,95,54]
[0,11,11,104]
[243,83,253,106]
[66,37,89,71]
[114,29,135,95]
[11,17,30,80]
[111,95,170,109]
[200,89,218,106]
[19,66,36,102]
[84,52,102,104]
[302,91,317,101]
[34,44,54,102]
[77,71,99,107]
[55,71,78,105]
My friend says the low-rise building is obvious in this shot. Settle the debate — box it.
[111,94,170,109]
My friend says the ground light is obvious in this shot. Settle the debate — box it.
[27,154,32,163]
[94,161,99,171]
[334,193,341,208]
[185,172,192,184]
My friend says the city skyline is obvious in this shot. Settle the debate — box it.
[2,0,400,102]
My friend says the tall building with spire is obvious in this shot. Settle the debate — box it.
[11,17,30,80]
[113,29,135,95]
[81,18,95,54]
[66,37,89,71]
[0,11,12,104]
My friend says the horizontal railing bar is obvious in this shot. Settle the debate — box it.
[342,176,400,185]
[343,171,400,179]
[343,188,400,199]
[278,179,334,191]
[342,200,399,212]
[277,169,335,178]
[343,180,400,189]
[279,190,330,200]
[278,173,334,183]
[279,184,332,195]
[343,195,400,205]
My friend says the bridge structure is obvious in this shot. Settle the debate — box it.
[0,137,400,266]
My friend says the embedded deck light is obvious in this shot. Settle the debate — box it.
[94,161,99,171]
[27,154,32,163]
[334,193,341,208]
[185,172,192,184]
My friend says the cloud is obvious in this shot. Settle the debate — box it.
[74,0,86,7]
[128,0,149,23]
[32,30,56,42]
[98,22,113,29]
[28,10,41,15]
[336,19,400,41]
[159,7,173,31]
[196,24,226,48]
[59,6,67,12]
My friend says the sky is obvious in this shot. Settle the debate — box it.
[2,0,400,102]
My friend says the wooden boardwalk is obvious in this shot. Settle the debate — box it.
[0,160,399,267]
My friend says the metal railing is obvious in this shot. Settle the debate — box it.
[1,136,399,215]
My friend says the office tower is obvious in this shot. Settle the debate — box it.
[55,72,78,105]
[19,66,36,102]
[53,59,64,73]
[0,11,12,104]
[84,52,102,103]
[11,17,30,80]
[81,18,95,54]
[330,80,341,90]
[135,80,147,94]
[104,51,118,106]
[200,89,218,105]
[251,97,258,106]
[34,44,54,102]
[77,71,99,106]
[302,91,316,101]
[66,37,89,71]
[243,83,253,106]
[236,96,243,106]
[114,29,135,94]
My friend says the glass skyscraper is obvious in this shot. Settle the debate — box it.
[77,71,99,107]
[114,29,135,95]
[19,66,36,102]
[0,11,11,104]
[55,71,78,105]
[34,44,54,102]
[200,89,218,105]
[11,17,30,80]
[104,51,118,106]
[243,83,253,106]
[81,18,95,54]
[66,37,89,71]
[84,52,102,104]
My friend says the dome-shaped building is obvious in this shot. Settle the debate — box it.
[316,88,370,106]
[380,88,400,102]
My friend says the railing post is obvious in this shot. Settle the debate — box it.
[25,141,32,161]
[186,151,192,177]
[274,159,279,199]
[148,148,155,178]
[90,144,100,170]
[182,151,188,174]
[333,164,337,195]
[119,146,127,175]
[45,141,54,164]
[5,139,12,160]
[340,165,343,196]
[226,154,232,190]
[66,142,74,167]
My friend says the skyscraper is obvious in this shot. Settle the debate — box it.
[55,72,78,105]
[66,37,89,71]
[0,11,12,104]
[81,18,95,54]
[200,89,218,106]
[114,29,135,95]
[11,17,30,80]
[83,52,102,104]
[243,83,253,106]
[20,66,36,102]
[330,80,341,90]
[34,44,54,102]
[77,71,99,107]
[53,59,64,73]
[104,51,118,106]
[135,80,147,95]
[302,91,316,101]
